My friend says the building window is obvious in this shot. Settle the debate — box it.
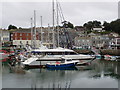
[20,37,22,40]
[20,33,22,36]
[3,38,9,41]
[15,33,17,36]
[26,33,29,36]
[11,34,13,36]
[11,38,13,40]
[26,41,29,45]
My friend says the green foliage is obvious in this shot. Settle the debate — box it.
[83,20,102,30]
[103,19,120,34]
[62,21,74,29]
[87,30,92,34]
[8,25,17,30]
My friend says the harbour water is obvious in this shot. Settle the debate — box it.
[1,59,120,89]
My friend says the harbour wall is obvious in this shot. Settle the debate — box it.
[100,49,120,56]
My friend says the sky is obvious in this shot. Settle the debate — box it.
[1,0,120,29]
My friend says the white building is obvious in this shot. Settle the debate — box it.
[109,37,120,49]
[92,27,105,32]
[0,29,10,43]
[74,36,92,49]
[11,28,54,48]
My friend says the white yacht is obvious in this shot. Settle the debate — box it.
[22,47,95,67]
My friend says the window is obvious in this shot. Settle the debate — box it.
[26,33,29,36]
[20,33,22,36]
[87,40,89,42]
[15,37,17,40]
[11,34,13,36]
[26,41,29,44]
[20,37,22,40]
[15,33,17,36]
[3,38,9,41]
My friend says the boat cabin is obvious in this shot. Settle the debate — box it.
[31,48,78,56]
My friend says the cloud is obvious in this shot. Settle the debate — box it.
[2,1,118,29]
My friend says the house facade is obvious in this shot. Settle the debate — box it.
[92,27,105,32]
[109,37,120,49]
[74,36,92,49]
[0,29,10,43]
[74,32,110,49]
[10,28,54,48]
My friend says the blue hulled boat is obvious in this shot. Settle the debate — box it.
[46,59,79,68]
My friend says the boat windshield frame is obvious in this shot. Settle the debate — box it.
[31,51,78,55]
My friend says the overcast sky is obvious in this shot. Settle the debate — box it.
[1,0,120,29]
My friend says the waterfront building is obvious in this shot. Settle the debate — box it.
[91,27,105,32]
[0,30,2,43]
[0,29,10,43]
[74,32,110,49]
[10,28,54,48]
[109,32,119,37]
[75,26,86,37]
[91,35,110,49]
[109,37,120,49]
[74,36,92,49]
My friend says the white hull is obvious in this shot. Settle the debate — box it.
[22,54,95,66]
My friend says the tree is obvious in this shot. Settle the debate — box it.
[103,21,111,31]
[92,21,101,28]
[62,21,74,29]
[83,21,93,30]
[83,20,102,30]
[103,19,120,34]
[8,25,17,30]
[110,19,120,34]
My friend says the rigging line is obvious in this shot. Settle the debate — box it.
[55,0,62,26]
[58,4,64,22]
[57,1,65,21]
[57,2,64,24]
[58,7,63,24]
[56,0,59,26]
[55,1,63,23]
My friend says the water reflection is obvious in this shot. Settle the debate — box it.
[90,60,120,79]
[2,59,120,88]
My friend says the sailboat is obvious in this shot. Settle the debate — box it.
[22,1,95,68]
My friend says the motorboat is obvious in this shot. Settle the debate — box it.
[104,55,120,61]
[22,47,95,67]
[46,58,79,68]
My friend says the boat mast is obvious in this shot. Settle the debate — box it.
[48,24,50,48]
[52,0,55,48]
[56,0,59,47]
[40,16,43,44]
[34,10,36,48]
[31,18,33,47]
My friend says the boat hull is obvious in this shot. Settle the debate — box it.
[46,62,78,68]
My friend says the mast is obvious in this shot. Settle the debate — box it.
[31,18,33,47]
[52,0,55,48]
[48,24,50,48]
[34,10,36,48]
[40,16,43,44]
[56,0,59,47]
